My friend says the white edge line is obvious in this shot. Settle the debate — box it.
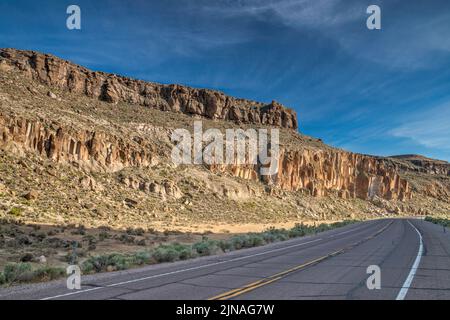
[396,220,423,300]
[41,238,323,300]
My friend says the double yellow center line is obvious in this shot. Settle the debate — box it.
[209,221,393,300]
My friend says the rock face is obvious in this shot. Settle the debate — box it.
[210,149,412,201]
[0,110,412,201]
[0,48,298,130]
[275,149,411,200]
[120,175,183,200]
[390,154,450,176]
[0,113,158,172]
[0,48,418,202]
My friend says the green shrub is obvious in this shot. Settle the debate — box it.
[17,235,32,245]
[98,231,110,241]
[218,240,233,252]
[169,243,195,260]
[192,239,220,256]
[32,266,65,281]
[81,261,94,273]
[132,251,152,265]
[265,228,289,241]
[71,225,86,235]
[230,236,245,250]
[152,247,180,262]
[3,262,32,283]
[425,216,450,227]
[261,231,277,244]
[108,254,131,270]
[34,231,47,241]
[244,234,265,247]
[0,264,61,285]
[82,253,132,273]
[118,234,135,244]
[8,207,23,216]
[83,235,97,245]
[82,256,104,273]
[179,247,195,260]
[136,239,146,246]
[126,227,145,236]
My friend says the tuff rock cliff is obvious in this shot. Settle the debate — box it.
[0,49,419,202]
[0,109,412,201]
[0,112,159,172]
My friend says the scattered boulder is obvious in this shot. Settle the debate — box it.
[80,176,104,192]
[120,176,183,200]
[22,190,38,200]
[26,86,38,95]
[124,198,138,208]
[162,180,183,199]
[106,265,116,272]
[47,91,57,99]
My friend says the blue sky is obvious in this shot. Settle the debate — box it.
[1,0,450,161]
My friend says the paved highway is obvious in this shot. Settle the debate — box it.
[1,218,449,300]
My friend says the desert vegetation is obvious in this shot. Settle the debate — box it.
[80,220,358,275]
[424,216,450,228]
[0,220,358,285]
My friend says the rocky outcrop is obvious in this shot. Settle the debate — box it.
[0,48,298,130]
[0,113,158,171]
[0,111,411,201]
[119,175,183,200]
[210,148,411,201]
[390,155,450,176]
[274,149,411,200]
[0,49,415,202]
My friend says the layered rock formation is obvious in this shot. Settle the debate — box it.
[0,48,298,130]
[209,149,411,201]
[390,155,450,176]
[0,113,158,172]
[0,48,420,203]
[275,149,411,200]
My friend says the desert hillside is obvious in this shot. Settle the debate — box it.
[0,48,449,232]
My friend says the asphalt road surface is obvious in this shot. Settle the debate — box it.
[1,218,449,300]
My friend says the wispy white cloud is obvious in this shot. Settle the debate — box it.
[337,10,450,70]
[200,0,361,29]
[390,102,450,151]
[197,0,450,70]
